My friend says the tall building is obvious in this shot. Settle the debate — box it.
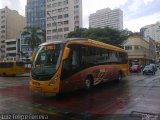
[46,0,83,41]
[26,0,46,30]
[140,22,160,41]
[89,8,123,30]
[0,7,26,59]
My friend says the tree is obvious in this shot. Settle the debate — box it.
[23,26,44,51]
[67,27,132,47]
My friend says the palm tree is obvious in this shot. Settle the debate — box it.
[17,51,28,61]
[23,26,44,51]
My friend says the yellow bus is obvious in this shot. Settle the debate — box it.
[29,38,129,94]
[0,61,26,76]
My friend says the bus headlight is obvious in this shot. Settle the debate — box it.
[50,75,58,86]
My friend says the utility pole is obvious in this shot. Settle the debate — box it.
[47,12,58,41]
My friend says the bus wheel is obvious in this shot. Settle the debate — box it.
[2,73,6,77]
[85,77,93,90]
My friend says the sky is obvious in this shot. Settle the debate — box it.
[0,0,160,32]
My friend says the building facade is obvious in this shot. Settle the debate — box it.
[0,7,26,59]
[26,0,46,30]
[46,0,83,41]
[155,41,160,63]
[5,38,20,60]
[123,36,156,66]
[140,22,160,41]
[89,8,123,30]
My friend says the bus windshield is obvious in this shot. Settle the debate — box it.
[31,43,64,80]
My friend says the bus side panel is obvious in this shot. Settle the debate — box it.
[60,65,120,92]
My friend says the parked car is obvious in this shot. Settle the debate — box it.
[149,64,157,72]
[142,65,155,75]
[130,65,142,73]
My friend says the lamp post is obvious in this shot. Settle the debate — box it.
[47,11,58,41]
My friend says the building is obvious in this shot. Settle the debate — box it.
[0,7,26,59]
[140,22,160,41]
[5,38,20,60]
[46,0,83,41]
[89,8,123,30]
[26,0,46,30]
[123,36,156,66]
[155,41,160,63]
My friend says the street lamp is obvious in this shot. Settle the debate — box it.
[47,11,58,41]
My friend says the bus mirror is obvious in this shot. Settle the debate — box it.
[63,47,70,60]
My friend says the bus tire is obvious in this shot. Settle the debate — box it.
[85,76,93,90]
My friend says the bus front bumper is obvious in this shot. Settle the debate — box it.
[29,82,59,94]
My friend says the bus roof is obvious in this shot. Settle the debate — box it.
[40,38,125,53]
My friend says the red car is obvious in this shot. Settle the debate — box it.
[130,65,142,73]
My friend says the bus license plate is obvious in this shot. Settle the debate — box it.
[34,87,41,92]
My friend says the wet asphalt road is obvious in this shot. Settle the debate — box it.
[0,71,160,120]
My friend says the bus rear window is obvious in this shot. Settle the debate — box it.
[0,62,13,68]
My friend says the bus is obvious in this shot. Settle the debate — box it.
[0,61,26,76]
[29,38,128,94]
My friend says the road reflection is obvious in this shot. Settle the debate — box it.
[30,79,131,116]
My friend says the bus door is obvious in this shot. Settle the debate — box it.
[61,45,83,92]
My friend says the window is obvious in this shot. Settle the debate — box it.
[58,22,63,26]
[47,36,52,40]
[47,17,52,21]
[58,2,62,6]
[58,15,63,19]
[64,27,69,31]
[6,41,16,45]
[63,7,68,11]
[6,47,16,51]
[64,20,69,25]
[47,4,51,8]
[64,0,68,5]
[58,28,63,32]
[58,8,62,13]
[64,14,69,18]
[1,25,5,28]
[1,16,5,19]
[47,30,52,34]
[74,16,79,19]
[52,3,57,7]
[52,10,57,14]
[1,30,5,33]
[134,45,140,50]
[47,23,52,27]
[52,23,57,27]
[1,11,5,14]
[74,5,79,9]
[74,0,79,3]
[125,46,132,50]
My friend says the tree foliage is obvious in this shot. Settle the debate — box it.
[67,27,132,47]
[23,27,45,51]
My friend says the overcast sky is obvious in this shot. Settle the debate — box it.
[0,0,160,32]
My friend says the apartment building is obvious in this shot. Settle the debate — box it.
[89,8,123,30]
[140,22,160,41]
[123,36,156,66]
[0,7,26,59]
[46,0,83,41]
[5,38,20,60]
[26,0,46,30]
